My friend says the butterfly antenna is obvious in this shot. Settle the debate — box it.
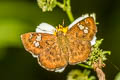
[107,59,120,72]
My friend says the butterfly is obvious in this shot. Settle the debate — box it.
[21,14,97,72]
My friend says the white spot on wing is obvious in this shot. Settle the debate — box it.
[36,34,41,41]
[68,14,89,29]
[85,27,88,30]
[90,36,97,46]
[33,41,40,47]
[79,25,84,30]
[29,33,33,39]
[84,29,88,33]
[68,13,96,29]
[36,23,56,34]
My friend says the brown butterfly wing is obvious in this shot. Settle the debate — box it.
[80,17,97,40]
[21,32,67,71]
[67,17,97,64]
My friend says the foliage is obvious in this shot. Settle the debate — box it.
[37,0,56,12]
[86,39,111,67]
[67,69,96,80]
[37,0,74,22]
[114,72,120,80]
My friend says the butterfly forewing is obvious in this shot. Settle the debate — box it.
[79,17,97,40]
[67,17,97,64]
[21,32,68,71]
[21,32,54,55]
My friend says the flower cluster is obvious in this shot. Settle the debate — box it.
[37,0,56,12]
[86,39,111,67]
[67,69,96,80]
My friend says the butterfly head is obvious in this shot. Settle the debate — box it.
[54,24,68,36]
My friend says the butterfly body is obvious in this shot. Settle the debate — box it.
[21,15,97,72]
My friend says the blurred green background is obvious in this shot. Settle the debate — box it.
[0,0,120,80]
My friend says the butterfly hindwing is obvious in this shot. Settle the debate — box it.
[68,39,91,64]
[21,32,68,71]
[66,32,91,64]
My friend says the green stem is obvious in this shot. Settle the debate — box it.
[56,1,64,9]
[65,0,74,22]
[78,64,92,69]
[66,8,74,22]
[56,0,74,22]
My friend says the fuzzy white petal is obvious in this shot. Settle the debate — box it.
[90,13,96,22]
[90,36,97,46]
[36,23,56,34]
[55,67,65,72]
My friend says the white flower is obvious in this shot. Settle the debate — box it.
[36,23,56,34]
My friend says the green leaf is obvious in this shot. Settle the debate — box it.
[114,72,120,80]
[67,69,96,80]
